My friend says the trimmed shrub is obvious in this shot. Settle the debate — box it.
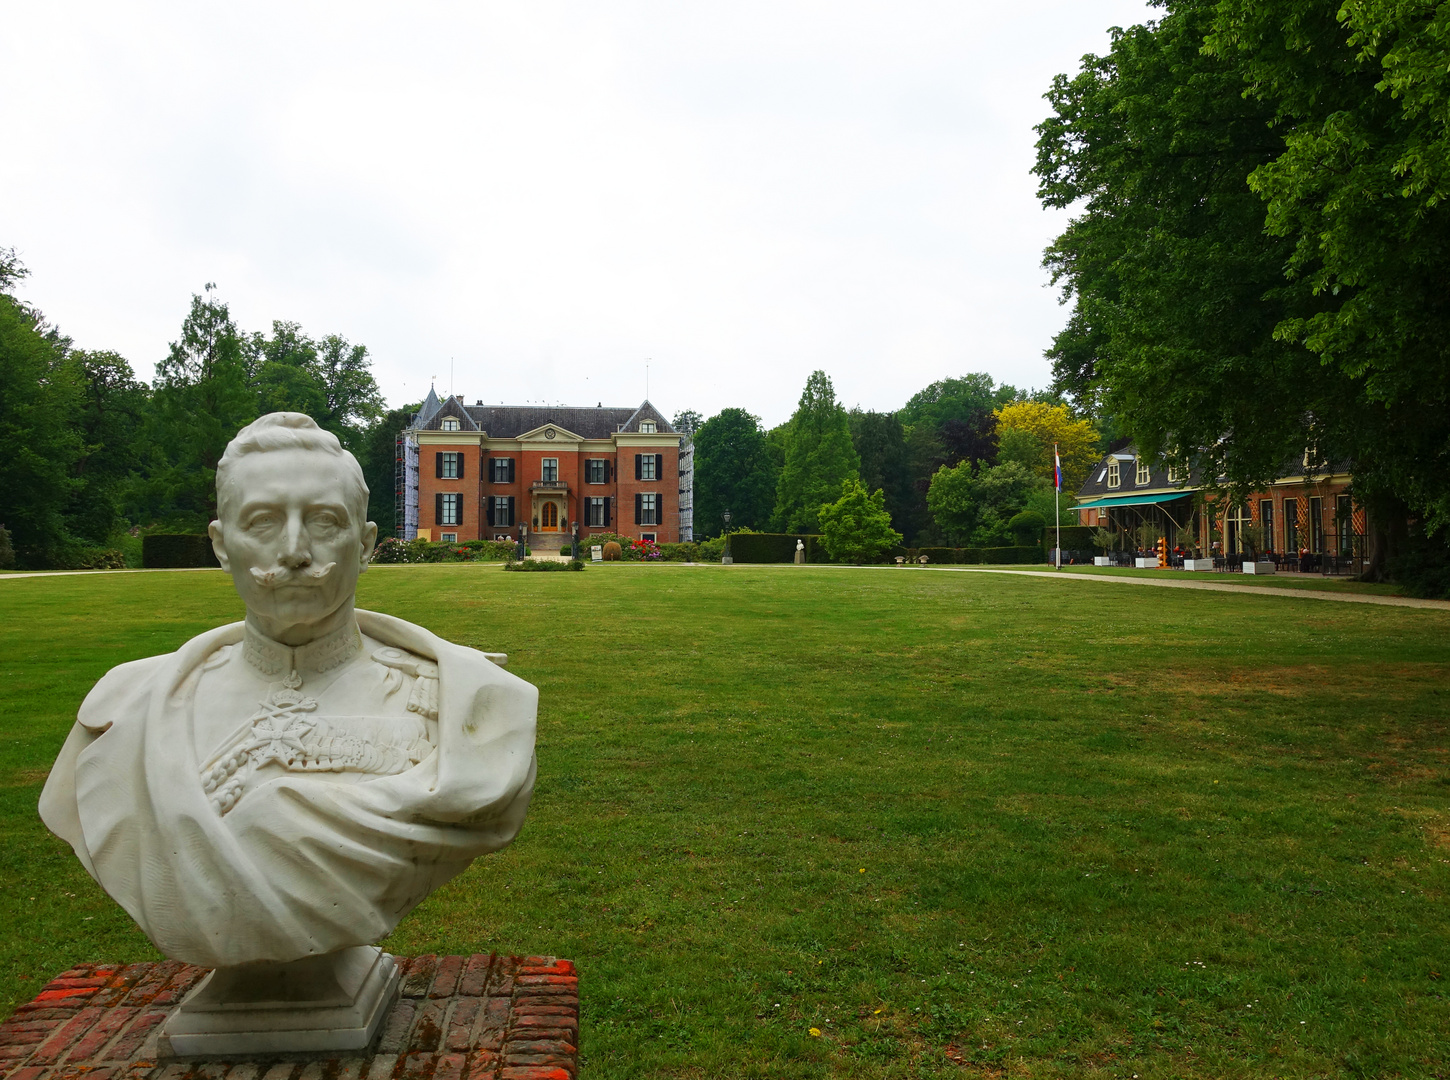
[1045,524,1095,551]
[905,545,1047,565]
[1007,510,1047,546]
[143,534,220,569]
[372,538,514,564]
[0,526,14,570]
[602,541,622,561]
[504,558,586,572]
[659,542,700,561]
[727,532,827,563]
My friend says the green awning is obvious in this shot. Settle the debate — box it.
[1073,491,1194,511]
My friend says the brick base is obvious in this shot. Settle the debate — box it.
[0,955,577,1080]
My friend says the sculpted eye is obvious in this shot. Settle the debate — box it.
[246,513,279,531]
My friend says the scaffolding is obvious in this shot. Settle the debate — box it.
[395,429,419,540]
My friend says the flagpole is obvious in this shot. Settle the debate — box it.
[1054,442,1061,569]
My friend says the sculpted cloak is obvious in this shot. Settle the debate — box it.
[39,609,537,969]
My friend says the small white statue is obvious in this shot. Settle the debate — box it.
[794,538,806,564]
[40,414,538,1053]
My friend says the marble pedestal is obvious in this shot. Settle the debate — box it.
[158,946,400,1058]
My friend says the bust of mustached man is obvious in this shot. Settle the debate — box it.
[40,414,538,988]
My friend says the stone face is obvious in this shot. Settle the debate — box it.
[38,414,539,972]
[0,956,578,1080]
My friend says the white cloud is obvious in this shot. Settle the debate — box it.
[0,1,1155,426]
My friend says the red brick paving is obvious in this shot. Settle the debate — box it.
[0,957,577,1080]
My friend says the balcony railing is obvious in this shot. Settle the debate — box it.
[531,479,568,492]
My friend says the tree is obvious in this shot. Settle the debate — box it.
[248,322,383,450]
[672,410,703,436]
[150,286,256,524]
[67,350,149,545]
[773,371,861,533]
[896,374,1018,432]
[1036,0,1450,579]
[993,400,1099,495]
[313,333,385,448]
[927,460,1040,547]
[848,409,911,535]
[693,408,777,536]
[818,480,902,563]
[0,251,83,566]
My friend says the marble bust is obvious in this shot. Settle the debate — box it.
[39,413,538,1053]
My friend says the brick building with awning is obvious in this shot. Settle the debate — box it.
[396,389,691,550]
[1075,444,1360,560]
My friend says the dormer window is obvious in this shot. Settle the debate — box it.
[1167,464,1184,484]
[1107,461,1120,489]
[441,418,460,431]
[640,420,657,433]
[1135,458,1150,485]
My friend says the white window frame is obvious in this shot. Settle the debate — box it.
[640,492,659,525]
[441,418,460,431]
[640,456,657,481]
[641,532,657,543]
[541,458,559,482]
[586,459,606,484]
[441,452,460,479]
[440,532,458,543]
[640,421,657,433]
[587,497,607,526]
[1107,461,1120,489]
[1135,457,1150,485]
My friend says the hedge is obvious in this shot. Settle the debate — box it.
[1043,524,1095,550]
[142,534,220,569]
[905,546,1046,565]
[726,533,827,564]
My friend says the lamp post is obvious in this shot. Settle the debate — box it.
[518,523,528,561]
[571,520,579,561]
[721,509,733,565]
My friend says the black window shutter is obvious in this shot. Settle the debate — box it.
[635,454,642,480]
[458,454,465,479]
[486,498,495,526]
[634,493,642,524]
[657,488,666,524]
[655,453,663,479]
[605,459,611,483]
[435,452,443,478]
[435,493,443,525]
[508,458,516,483]
[603,497,611,526]
[507,496,515,526]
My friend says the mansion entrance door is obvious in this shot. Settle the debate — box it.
[540,502,559,531]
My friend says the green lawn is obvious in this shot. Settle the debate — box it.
[1033,563,1408,596]
[1,564,1447,1078]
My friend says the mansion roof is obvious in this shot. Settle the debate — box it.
[411,388,676,440]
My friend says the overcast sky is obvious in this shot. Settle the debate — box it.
[1,2,1155,428]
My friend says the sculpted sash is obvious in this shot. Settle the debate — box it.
[39,610,537,968]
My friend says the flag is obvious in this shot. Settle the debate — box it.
[1054,444,1062,491]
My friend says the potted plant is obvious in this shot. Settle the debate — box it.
[1239,523,1275,575]
[1090,527,1116,567]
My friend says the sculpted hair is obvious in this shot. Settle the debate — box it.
[216,413,370,523]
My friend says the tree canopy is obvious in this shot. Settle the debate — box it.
[818,480,902,563]
[693,408,777,536]
[1037,0,1450,571]
[773,371,861,533]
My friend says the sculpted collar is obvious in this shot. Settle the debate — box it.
[242,619,363,680]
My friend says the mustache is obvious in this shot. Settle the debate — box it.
[247,562,337,588]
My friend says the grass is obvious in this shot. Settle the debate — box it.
[1,563,1448,1078]
[1040,563,1408,596]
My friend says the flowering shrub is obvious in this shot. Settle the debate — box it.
[630,538,662,560]
[371,538,516,564]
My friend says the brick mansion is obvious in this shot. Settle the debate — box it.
[395,389,694,549]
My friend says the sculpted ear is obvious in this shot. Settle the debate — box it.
[208,520,231,572]
[360,521,378,571]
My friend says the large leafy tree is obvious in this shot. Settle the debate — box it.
[927,460,1040,548]
[0,250,84,566]
[149,286,256,524]
[848,409,912,537]
[773,371,861,533]
[693,408,777,536]
[1038,0,1450,575]
[994,400,1099,494]
[248,321,384,450]
[818,479,902,563]
[67,350,149,545]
